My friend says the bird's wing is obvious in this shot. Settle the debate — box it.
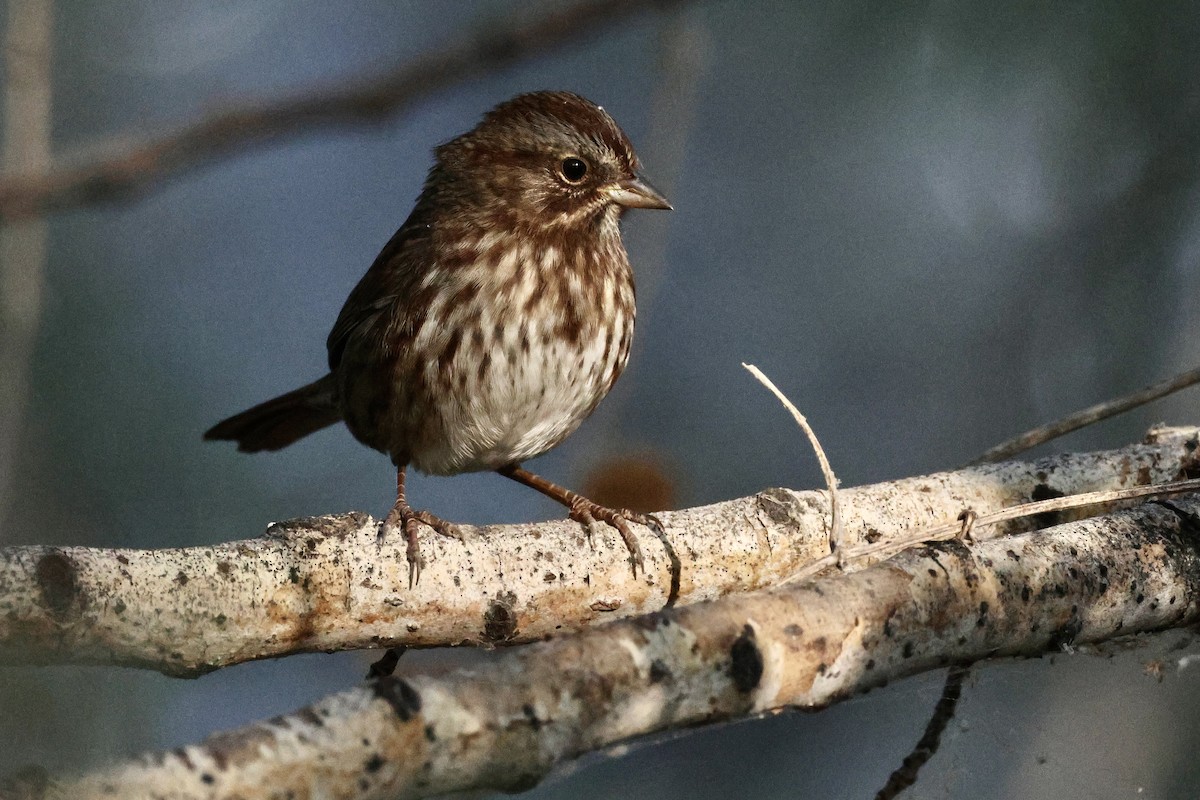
[327,219,433,372]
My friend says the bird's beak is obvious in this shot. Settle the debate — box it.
[607,175,672,210]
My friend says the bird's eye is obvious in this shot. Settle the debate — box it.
[559,157,588,184]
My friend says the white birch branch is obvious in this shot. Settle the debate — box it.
[30,488,1200,799]
[2,426,1198,676]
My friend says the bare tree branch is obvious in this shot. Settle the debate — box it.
[0,0,53,539]
[31,489,1200,799]
[0,0,684,220]
[2,425,1197,677]
[971,364,1200,465]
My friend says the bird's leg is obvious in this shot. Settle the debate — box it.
[496,464,660,577]
[380,465,462,588]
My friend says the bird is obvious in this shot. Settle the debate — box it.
[205,91,672,586]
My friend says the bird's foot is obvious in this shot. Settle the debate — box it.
[568,498,659,578]
[379,503,463,588]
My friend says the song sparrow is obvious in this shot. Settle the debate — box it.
[205,91,671,585]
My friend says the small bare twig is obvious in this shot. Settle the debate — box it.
[0,0,684,220]
[743,363,843,559]
[786,476,1200,585]
[874,665,969,800]
[971,364,1200,465]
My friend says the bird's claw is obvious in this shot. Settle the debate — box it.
[378,505,462,589]
[568,500,648,578]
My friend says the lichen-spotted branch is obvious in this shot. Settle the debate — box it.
[34,492,1200,799]
[2,426,1198,676]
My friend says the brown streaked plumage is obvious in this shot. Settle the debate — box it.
[205,91,671,584]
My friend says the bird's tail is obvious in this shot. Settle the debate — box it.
[204,374,341,452]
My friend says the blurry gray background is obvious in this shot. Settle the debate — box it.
[3,1,1200,797]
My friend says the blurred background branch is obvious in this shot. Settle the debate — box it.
[0,0,53,542]
[0,0,685,221]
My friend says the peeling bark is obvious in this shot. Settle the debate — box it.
[2,426,1198,676]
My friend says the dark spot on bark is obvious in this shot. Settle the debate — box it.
[35,551,79,621]
[365,754,384,773]
[201,773,214,785]
[1031,483,1066,527]
[297,708,323,727]
[865,527,882,543]
[373,676,422,721]
[865,659,875,670]
[928,568,938,578]
[482,591,519,643]
[175,571,189,586]
[214,613,227,626]
[1022,585,1031,602]
[1136,594,1144,604]
[522,704,541,731]
[112,598,126,615]
[756,488,800,526]
[784,624,803,636]
[288,566,301,584]
[903,641,915,659]
[729,625,763,693]
[1048,611,1083,650]
[116,554,129,565]
[649,659,671,683]
[424,725,437,742]
[217,561,232,576]
[1006,549,1020,561]
[977,601,989,627]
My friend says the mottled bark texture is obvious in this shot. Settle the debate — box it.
[2,426,1198,676]
[30,492,1200,799]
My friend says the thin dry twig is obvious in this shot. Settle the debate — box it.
[786,475,1200,585]
[743,362,843,558]
[971,364,1200,465]
[0,0,684,220]
[874,665,969,800]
